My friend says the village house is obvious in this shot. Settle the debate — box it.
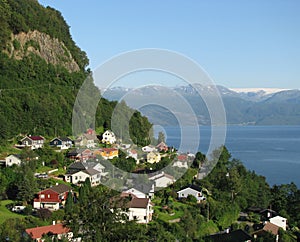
[21,135,45,149]
[269,216,287,231]
[148,172,175,189]
[124,183,155,199]
[126,149,138,162]
[66,168,101,186]
[74,128,98,148]
[177,184,206,202]
[67,148,94,161]
[25,223,73,242]
[33,184,71,210]
[5,154,22,167]
[156,142,168,152]
[172,160,188,169]
[101,130,116,144]
[253,222,280,241]
[50,137,73,150]
[111,193,154,224]
[142,145,157,153]
[96,148,119,159]
[64,161,105,186]
[147,151,161,164]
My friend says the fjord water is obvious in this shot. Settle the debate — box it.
[160,125,300,187]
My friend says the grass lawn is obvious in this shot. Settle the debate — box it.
[154,201,189,223]
[0,200,24,224]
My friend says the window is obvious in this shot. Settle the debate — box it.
[133,216,137,220]
[198,193,201,197]
[182,193,184,197]
[41,194,45,198]
[48,194,50,198]
[144,216,147,220]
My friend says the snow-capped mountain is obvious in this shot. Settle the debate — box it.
[102,84,300,125]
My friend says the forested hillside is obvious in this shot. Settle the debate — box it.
[0,0,152,145]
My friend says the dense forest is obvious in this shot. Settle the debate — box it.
[0,0,152,146]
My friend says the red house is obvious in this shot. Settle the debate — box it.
[33,184,71,211]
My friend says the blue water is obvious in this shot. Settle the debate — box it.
[157,126,300,187]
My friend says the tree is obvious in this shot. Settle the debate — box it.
[157,131,166,143]
[16,165,38,204]
[64,191,74,217]
[37,208,52,221]
[192,152,206,168]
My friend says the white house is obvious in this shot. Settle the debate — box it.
[67,168,101,186]
[148,172,175,189]
[142,145,157,153]
[126,149,138,162]
[270,216,287,231]
[128,197,154,223]
[21,136,45,149]
[112,193,154,224]
[5,154,22,167]
[177,185,206,202]
[172,160,188,169]
[102,130,116,144]
[147,152,161,164]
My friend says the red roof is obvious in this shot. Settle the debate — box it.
[26,224,70,239]
[178,154,187,161]
[29,136,44,141]
[101,148,118,152]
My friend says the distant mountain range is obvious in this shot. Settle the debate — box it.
[102,85,300,126]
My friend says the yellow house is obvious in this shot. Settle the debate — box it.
[97,148,119,159]
[147,152,161,164]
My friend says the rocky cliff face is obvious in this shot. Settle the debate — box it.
[5,30,80,72]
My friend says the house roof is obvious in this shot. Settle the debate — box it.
[263,222,280,235]
[208,229,252,242]
[130,198,151,208]
[148,172,175,181]
[177,184,202,193]
[25,224,70,239]
[68,162,86,170]
[101,148,118,152]
[177,154,188,161]
[29,136,44,141]
[6,154,21,159]
[112,194,152,209]
[83,161,105,170]
[51,137,73,142]
[49,184,71,194]
[128,183,154,194]
[156,142,168,148]
[83,168,100,176]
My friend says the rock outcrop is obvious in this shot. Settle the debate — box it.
[6,30,80,72]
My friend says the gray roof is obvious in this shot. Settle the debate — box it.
[83,168,100,176]
[50,184,72,194]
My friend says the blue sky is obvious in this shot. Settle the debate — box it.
[39,0,300,89]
